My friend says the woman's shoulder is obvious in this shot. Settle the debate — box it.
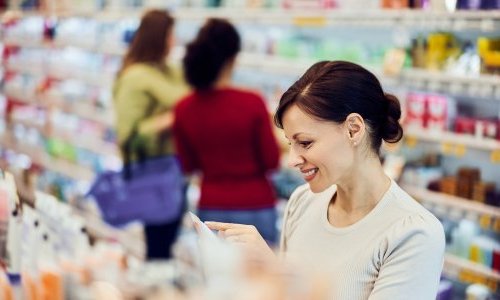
[389,182,442,226]
[383,182,445,247]
[121,63,178,79]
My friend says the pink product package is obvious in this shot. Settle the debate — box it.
[426,94,448,131]
[405,92,427,129]
[405,92,452,132]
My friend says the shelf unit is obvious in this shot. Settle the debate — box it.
[4,62,114,89]
[22,8,500,30]
[404,127,500,153]
[402,184,500,219]
[12,118,117,157]
[403,185,500,292]
[5,40,499,100]
[3,37,126,57]
[444,253,500,291]
[0,133,95,181]
[4,88,114,128]
[239,53,500,99]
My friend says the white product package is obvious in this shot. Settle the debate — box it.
[187,212,242,285]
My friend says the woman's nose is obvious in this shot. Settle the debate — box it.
[287,147,304,168]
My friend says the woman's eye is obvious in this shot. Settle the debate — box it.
[298,141,312,148]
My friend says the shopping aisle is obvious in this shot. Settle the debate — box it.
[0,0,499,299]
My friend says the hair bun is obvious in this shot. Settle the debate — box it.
[382,93,403,143]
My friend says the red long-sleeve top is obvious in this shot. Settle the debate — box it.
[173,87,280,210]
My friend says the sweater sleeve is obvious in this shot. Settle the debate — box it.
[173,104,200,173]
[253,96,280,172]
[369,213,445,300]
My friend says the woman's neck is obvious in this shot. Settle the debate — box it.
[328,156,391,226]
[213,58,235,89]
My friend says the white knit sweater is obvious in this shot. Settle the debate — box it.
[280,180,445,300]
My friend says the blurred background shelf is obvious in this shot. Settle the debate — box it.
[444,253,500,283]
[0,133,95,181]
[18,8,500,31]
[404,127,500,152]
[402,184,500,218]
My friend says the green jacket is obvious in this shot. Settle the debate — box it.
[113,62,189,159]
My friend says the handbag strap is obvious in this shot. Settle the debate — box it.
[121,91,159,180]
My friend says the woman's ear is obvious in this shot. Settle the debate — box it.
[345,113,365,146]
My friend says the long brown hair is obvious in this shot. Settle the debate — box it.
[119,9,174,75]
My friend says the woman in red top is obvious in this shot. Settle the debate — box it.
[173,19,280,243]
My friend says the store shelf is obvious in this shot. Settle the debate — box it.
[237,52,401,86]
[45,97,115,128]
[0,133,95,181]
[238,52,312,76]
[444,253,500,283]
[177,8,500,30]
[4,88,114,128]
[404,127,500,152]
[399,69,500,99]
[6,38,499,98]
[3,37,126,56]
[9,118,118,157]
[402,184,500,218]
[238,53,500,97]
[20,8,499,30]
[5,63,114,89]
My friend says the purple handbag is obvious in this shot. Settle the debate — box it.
[87,99,185,227]
[87,155,184,227]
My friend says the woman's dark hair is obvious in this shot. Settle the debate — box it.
[274,61,403,153]
[119,9,174,74]
[183,18,241,90]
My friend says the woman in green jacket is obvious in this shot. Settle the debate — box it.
[113,9,189,259]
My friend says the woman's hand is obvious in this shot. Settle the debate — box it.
[138,111,174,135]
[205,222,276,262]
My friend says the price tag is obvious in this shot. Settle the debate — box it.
[441,142,454,154]
[479,214,492,230]
[459,269,473,283]
[493,218,500,233]
[454,144,466,157]
[491,150,500,163]
[405,136,418,148]
[292,16,327,27]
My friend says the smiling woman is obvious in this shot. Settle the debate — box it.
[206,61,445,300]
